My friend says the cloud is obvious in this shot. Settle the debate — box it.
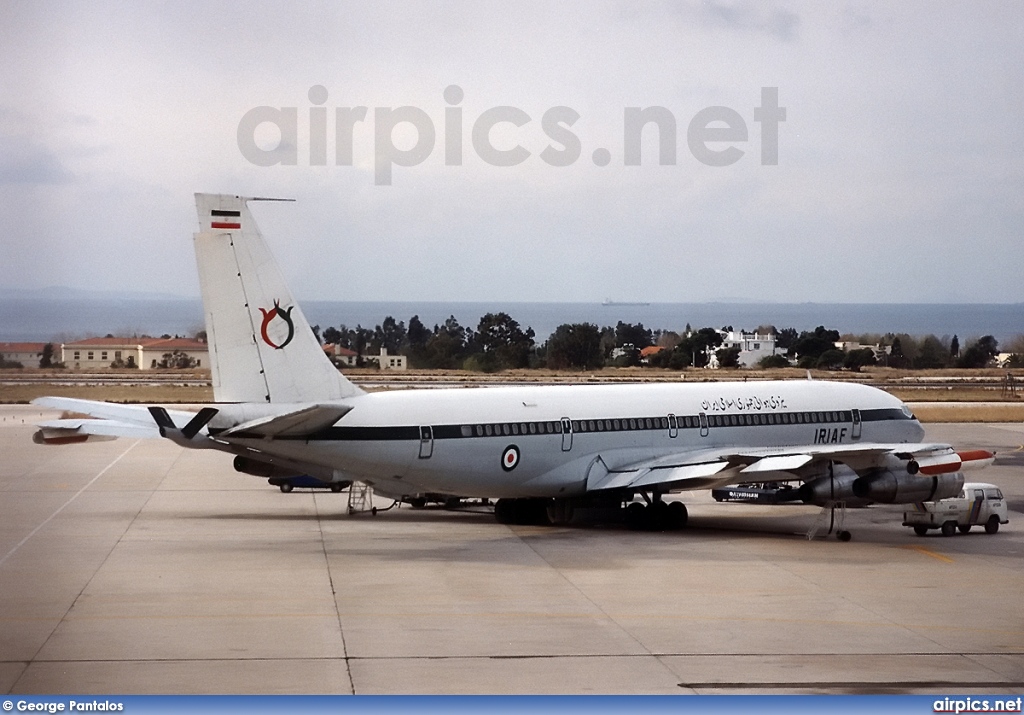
[0,135,72,185]
[699,1,801,42]
[0,2,1021,304]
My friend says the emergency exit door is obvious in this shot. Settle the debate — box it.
[418,425,434,458]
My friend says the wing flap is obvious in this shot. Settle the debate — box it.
[631,461,731,489]
[588,461,731,491]
[740,454,813,473]
[218,404,352,439]
[724,442,956,463]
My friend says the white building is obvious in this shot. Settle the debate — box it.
[323,344,359,367]
[713,330,780,367]
[322,344,407,369]
[0,342,48,366]
[62,337,208,370]
[835,341,891,361]
[364,347,407,370]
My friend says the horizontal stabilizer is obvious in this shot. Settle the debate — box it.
[33,396,200,429]
[218,404,352,439]
[35,418,160,444]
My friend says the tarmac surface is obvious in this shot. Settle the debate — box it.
[1,404,1023,695]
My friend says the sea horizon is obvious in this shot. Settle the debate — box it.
[1,294,1021,345]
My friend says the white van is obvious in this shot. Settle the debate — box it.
[903,482,1009,537]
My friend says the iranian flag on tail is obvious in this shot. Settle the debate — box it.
[210,209,241,230]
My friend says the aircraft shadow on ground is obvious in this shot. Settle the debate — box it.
[165,507,935,569]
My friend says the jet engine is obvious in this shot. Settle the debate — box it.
[798,464,872,507]
[852,468,963,504]
[799,458,965,506]
[233,455,302,479]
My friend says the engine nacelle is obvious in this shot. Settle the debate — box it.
[233,455,302,479]
[852,468,964,504]
[798,465,873,507]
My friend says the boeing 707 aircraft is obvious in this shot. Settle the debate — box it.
[32,194,994,537]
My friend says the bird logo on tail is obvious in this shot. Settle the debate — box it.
[259,300,295,349]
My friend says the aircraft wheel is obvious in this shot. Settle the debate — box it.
[523,498,548,525]
[941,520,957,537]
[958,524,971,534]
[667,501,688,530]
[650,500,671,531]
[985,516,1000,534]
[494,498,515,524]
[280,483,293,493]
[913,526,928,536]
[837,530,852,542]
[409,497,427,509]
[330,483,343,493]
[625,502,647,530]
[545,499,574,526]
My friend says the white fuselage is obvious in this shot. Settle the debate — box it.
[213,379,924,499]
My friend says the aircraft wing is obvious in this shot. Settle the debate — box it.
[585,441,966,493]
[31,397,223,445]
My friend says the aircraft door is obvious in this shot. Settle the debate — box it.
[699,412,709,437]
[418,425,434,459]
[668,414,678,438]
[561,418,573,451]
[851,409,862,440]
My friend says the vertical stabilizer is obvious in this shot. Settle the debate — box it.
[193,193,364,403]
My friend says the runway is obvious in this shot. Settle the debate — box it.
[1,405,1023,694]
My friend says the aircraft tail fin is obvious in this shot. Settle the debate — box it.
[193,193,364,403]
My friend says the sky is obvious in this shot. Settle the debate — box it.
[1,1,1022,304]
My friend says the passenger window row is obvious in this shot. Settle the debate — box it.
[458,410,852,439]
[706,410,851,428]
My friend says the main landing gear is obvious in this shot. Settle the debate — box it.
[807,500,852,541]
[624,495,688,531]
[493,494,688,531]
[494,497,574,526]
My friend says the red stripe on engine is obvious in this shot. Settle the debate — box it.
[211,222,241,229]
[919,461,961,475]
[957,449,995,463]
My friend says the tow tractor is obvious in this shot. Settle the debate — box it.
[903,482,1009,537]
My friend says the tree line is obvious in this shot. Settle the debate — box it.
[0,322,1015,371]
[312,314,1021,371]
